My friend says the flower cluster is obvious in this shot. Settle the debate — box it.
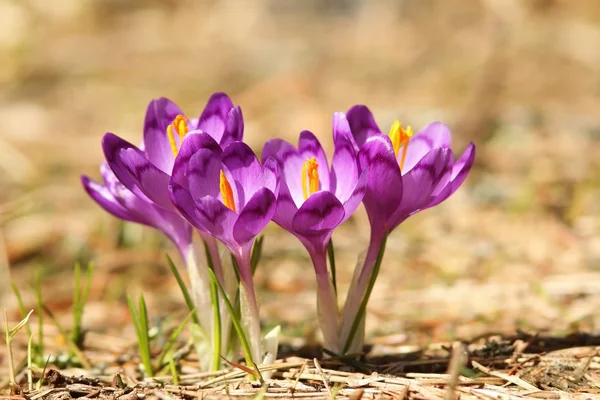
[82,92,475,370]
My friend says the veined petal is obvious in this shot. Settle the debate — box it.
[261,157,280,195]
[222,142,262,206]
[197,92,235,142]
[390,147,453,228]
[172,132,221,188]
[195,196,237,249]
[271,181,298,231]
[358,135,404,225]
[332,112,355,150]
[220,106,244,147]
[143,97,184,174]
[402,122,452,172]
[292,191,345,238]
[299,131,330,191]
[233,188,277,246]
[187,148,222,200]
[341,166,368,220]
[81,175,141,223]
[426,142,476,208]
[169,180,207,232]
[103,132,172,209]
[330,132,359,202]
[262,138,305,207]
[346,105,382,148]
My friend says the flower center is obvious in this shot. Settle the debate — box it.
[302,157,320,200]
[220,170,237,212]
[388,120,413,171]
[166,115,189,157]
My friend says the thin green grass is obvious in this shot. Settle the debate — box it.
[71,262,93,347]
[127,294,154,377]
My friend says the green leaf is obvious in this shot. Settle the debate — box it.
[8,309,34,341]
[166,254,201,326]
[327,239,337,294]
[250,236,264,275]
[126,294,154,376]
[155,309,195,368]
[208,269,262,382]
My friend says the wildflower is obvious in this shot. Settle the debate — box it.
[262,130,368,353]
[81,93,243,370]
[169,136,280,363]
[336,105,476,353]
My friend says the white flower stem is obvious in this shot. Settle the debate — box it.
[310,248,340,354]
[235,247,263,364]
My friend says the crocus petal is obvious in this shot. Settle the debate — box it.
[233,188,277,246]
[117,146,174,210]
[341,167,368,219]
[402,122,452,172]
[426,142,476,208]
[220,106,244,147]
[169,180,207,232]
[262,138,305,207]
[81,175,140,223]
[346,105,382,148]
[261,157,280,195]
[389,148,453,227]
[299,131,330,191]
[197,92,234,142]
[330,132,359,202]
[142,97,184,174]
[332,112,353,147]
[172,132,221,188]
[187,148,222,200]
[271,181,298,231]
[358,135,404,224]
[222,142,263,205]
[292,191,345,238]
[194,196,237,248]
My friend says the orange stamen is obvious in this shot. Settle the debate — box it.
[166,115,189,156]
[388,121,413,171]
[302,157,320,200]
[220,170,236,212]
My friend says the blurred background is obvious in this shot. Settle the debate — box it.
[1,0,600,349]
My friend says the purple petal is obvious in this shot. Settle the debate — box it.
[172,132,221,188]
[142,97,184,174]
[187,148,223,200]
[358,135,404,226]
[341,167,368,220]
[330,132,359,202]
[233,188,277,246]
[427,142,476,208]
[332,112,356,150]
[271,181,298,231]
[299,130,330,191]
[261,157,280,195]
[196,92,234,142]
[262,139,305,207]
[389,148,453,228]
[169,180,207,232]
[194,196,237,249]
[81,175,140,223]
[117,143,174,210]
[402,122,452,172]
[346,105,382,148]
[222,142,262,206]
[292,191,345,238]
[220,106,244,147]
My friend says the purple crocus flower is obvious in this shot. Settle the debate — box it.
[169,135,280,363]
[335,106,476,353]
[81,92,243,370]
[262,130,368,353]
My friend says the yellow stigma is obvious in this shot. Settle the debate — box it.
[166,115,189,156]
[302,157,320,200]
[388,120,413,171]
[220,170,236,212]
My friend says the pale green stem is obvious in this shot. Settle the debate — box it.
[310,248,340,354]
[340,228,386,354]
[235,247,263,363]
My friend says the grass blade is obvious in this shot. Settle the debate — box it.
[208,269,262,383]
[42,304,92,369]
[165,254,201,326]
[72,262,93,346]
[11,283,33,339]
[250,236,264,275]
[155,309,195,368]
[34,270,44,358]
[327,238,337,294]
